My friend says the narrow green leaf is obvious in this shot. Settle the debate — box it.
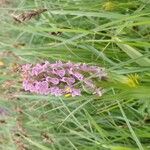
[113,37,150,66]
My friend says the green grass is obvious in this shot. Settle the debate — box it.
[0,0,150,150]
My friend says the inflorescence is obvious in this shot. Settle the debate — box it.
[22,61,107,97]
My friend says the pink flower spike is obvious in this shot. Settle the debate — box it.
[21,61,107,97]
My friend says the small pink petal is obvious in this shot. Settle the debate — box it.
[23,80,31,91]
[71,88,81,97]
[50,87,62,96]
[46,77,59,85]
[56,69,65,77]
[61,77,75,85]
[31,64,44,76]
[35,81,49,95]
[73,72,83,80]
[52,69,65,77]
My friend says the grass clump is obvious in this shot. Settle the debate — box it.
[0,0,150,150]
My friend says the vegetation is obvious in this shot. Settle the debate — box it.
[0,0,150,150]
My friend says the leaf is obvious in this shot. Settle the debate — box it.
[113,37,150,66]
